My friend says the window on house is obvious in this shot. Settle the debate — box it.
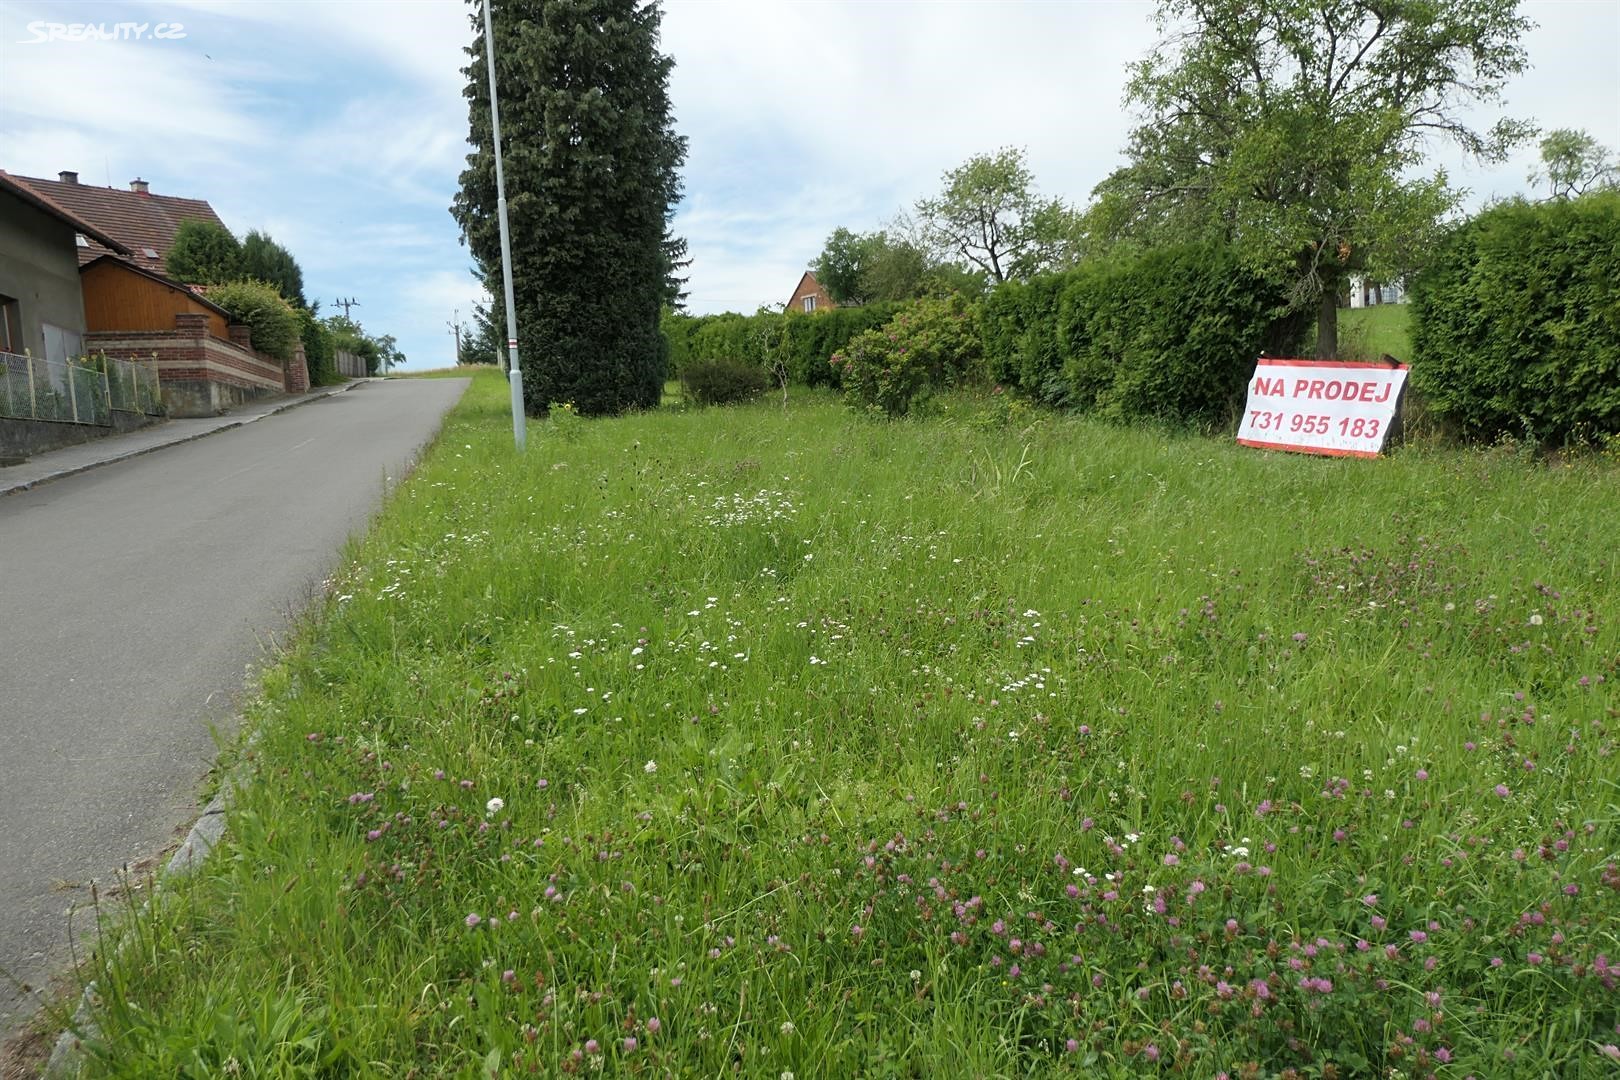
[802,295,816,313]
[0,295,21,354]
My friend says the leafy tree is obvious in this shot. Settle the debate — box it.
[1530,128,1618,200]
[1105,0,1534,358]
[165,220,241,285]
[238,230,306,307]
[374,333,406,372]
[812,227,935,305]
[915,148,1082,285]
[811,227,876,305]
[451,0,687,416]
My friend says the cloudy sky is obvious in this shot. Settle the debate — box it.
[2,0,1616,371]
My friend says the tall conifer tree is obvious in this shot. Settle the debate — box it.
[453,0,687,415]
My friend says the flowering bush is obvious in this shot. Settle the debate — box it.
[832,293,982,416]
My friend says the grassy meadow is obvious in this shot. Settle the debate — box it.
[1337,306,1413,364]
[80,369,1618,1077]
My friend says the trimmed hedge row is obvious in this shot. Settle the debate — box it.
[662,304,907,388]
[1410,193,1620,443]
[983,243,1307,426]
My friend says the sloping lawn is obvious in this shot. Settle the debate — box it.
[82,370,1619,1077]
[1338,305,1413,363]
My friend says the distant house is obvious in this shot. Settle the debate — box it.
[786,270,835,314]
[1347,276,1406,309]
[0,171,131,363]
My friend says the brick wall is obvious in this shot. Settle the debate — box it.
[85,312,291,417]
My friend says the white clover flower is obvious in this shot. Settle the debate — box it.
[1529,613,1544,626]
[644,760,658,774]
[486,797,504,815]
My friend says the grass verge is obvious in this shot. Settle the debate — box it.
[80,368,1619,1076]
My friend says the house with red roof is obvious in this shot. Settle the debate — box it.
[786,270,835,314]
[15,170,230,272]
[4,171,306,416]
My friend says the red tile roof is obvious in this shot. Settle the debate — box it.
[0,170,132,255]
[10,173,229,271]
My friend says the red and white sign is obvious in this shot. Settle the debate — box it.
[1236,358,1407,458]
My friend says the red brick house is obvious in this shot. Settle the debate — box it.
[786,271,835,314]
[10,172,307,414]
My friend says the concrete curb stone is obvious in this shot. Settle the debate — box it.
[1,380,372,498]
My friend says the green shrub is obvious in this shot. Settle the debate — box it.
[298,308,338,385]
[681,358,770,405]
[780,303,907,388]
[834,294,982,416]
[981,244,1306,426]
[981,273,1071,402]
[688,313,776,368]
[665,304,910,389]
[1410,192,1620,443]
[660,307,694,377]
[209,280,300,362]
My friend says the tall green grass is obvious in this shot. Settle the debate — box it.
[80,370,1619,1077]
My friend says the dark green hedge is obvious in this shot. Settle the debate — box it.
[779,304,905,387]
[661,304,907,388]
[982,244,1305,426]
[1409,193,1620,443]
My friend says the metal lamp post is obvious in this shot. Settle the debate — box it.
[483,0,526,452]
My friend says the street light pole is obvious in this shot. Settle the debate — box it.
[483,0,526,452]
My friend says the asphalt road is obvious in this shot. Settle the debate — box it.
[0,378,468,1040]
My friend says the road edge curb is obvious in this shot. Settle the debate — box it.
[42,784,234,1079]
[1,381,367,498]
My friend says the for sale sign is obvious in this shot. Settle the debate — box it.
[1236,358,1408,458]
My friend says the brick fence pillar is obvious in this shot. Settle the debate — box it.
[174,312,210,337]
[227,323,253,350]
[285,341,310,394]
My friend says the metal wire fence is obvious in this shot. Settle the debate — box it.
[107,357,163,416]
[0,351,163,425]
